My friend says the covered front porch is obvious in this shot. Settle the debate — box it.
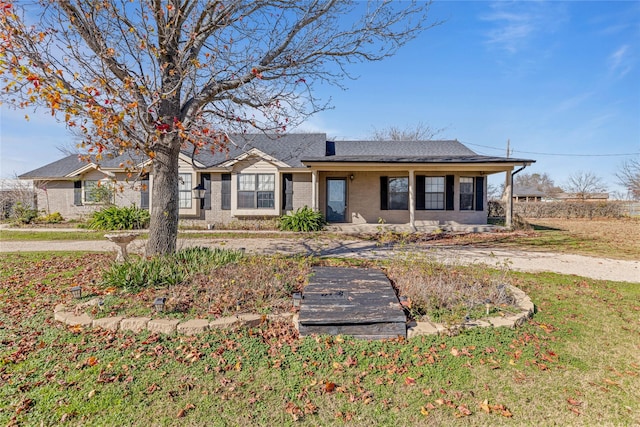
[305,163,522,229]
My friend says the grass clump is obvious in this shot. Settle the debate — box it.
[101,246,243,293]
[385,253,516,324]
[88,205,150,230]
[279,206,326,232]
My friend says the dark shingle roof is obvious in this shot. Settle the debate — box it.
[20,134,535,178]
[18,155,88,179]
[336,140,476,157]
[188,133,326,168]
[302,140,534,164]
[18,153,148,179]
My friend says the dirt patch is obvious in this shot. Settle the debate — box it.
[527,217,640,259]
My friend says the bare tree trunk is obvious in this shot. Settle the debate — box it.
[146,138,180,256]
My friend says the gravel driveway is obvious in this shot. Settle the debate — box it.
[1,237,638,283]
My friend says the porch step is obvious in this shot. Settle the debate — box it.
[298,267,406,340]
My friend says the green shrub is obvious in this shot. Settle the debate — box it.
[101,247,244,293]
[279,206,326,232]
[88,205,150,230]
[39,212,64,224]
[11,202,39,224]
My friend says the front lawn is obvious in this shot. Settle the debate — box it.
[1,251,638,425]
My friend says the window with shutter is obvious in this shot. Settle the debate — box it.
[221,174,231,210]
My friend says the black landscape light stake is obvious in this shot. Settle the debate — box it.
[70,286,82,299]
[154,297,166,313]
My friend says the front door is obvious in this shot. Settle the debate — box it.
[326,178,347,222]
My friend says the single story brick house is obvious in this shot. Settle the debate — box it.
[19,133,534,228]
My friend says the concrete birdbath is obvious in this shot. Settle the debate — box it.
[104,232,140,262]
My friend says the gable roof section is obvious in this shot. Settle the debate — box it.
[216,147,292,168]
[186,133,327,168]
[18,153,148,179]
[18,155,91,179]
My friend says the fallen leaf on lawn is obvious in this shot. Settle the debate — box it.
[405,376,416,386]
[177,403,195,418]
[420,406,429,416]
[344,356,357,367]
[567,397,582,406]
[15,398,33,415]
[325,381,336,393]
[569,406,581,415]
[435,398,445,406]
[451,347,460,357]
[603,378,620,387]
[479,400,491,413]
[87,389,96,399]
[456,404,472,417]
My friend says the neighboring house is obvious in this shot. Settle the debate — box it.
[512,185,547,202]
[554,192,609,202]
[0,178,35,219]
[19,133,535,228]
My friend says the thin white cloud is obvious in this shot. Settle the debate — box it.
[481,1,567,54]
[608,45,633,78]
[553,92,595,114]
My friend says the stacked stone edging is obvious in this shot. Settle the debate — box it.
[53,302,294,336]
[406,284,535,338]
[53,284,534,338]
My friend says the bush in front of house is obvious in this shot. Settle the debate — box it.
[279,206,326,232]
[11,202,39,224]
[88,205,150,230]
[39,212,64,224]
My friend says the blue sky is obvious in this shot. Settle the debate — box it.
[1,1,639,195]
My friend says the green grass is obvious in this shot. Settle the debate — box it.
[0,230,110,241]
[1,253,639,425]
[0,229,334,241]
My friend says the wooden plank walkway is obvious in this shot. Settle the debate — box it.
[298,267,406,340]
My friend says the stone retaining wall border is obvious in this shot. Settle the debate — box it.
[53,284,534,339]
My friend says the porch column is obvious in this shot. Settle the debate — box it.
[311,170,319,211]
[505,170,513,228]
[408,169,416,231]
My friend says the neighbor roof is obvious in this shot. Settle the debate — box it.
[513,185,547,198]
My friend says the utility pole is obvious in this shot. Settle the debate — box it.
[505,138,512,228]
